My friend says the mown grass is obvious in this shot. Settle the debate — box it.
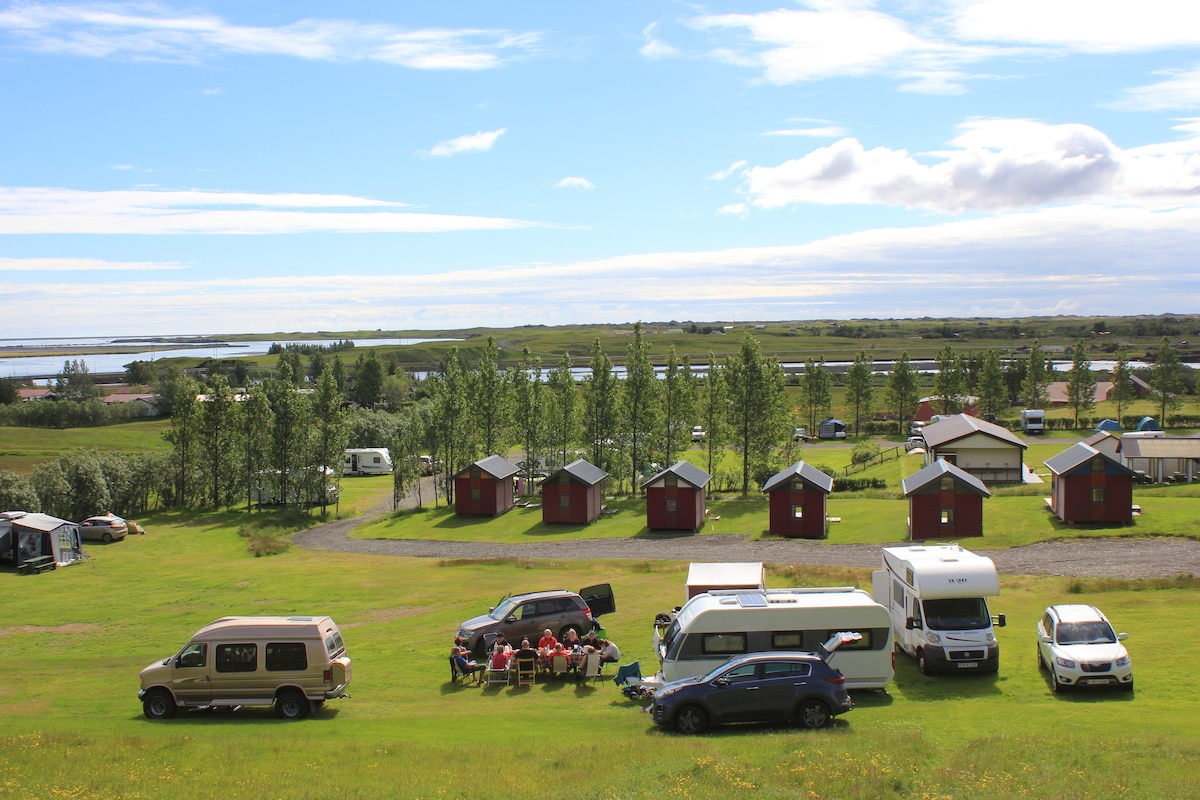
[2,510,1199,799]
[0,420,172,475]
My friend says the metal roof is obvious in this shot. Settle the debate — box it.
[457,454,519,480]
[548,458,608,486]
[902,458,991,497]
[642,460,712,489]
[921,414,1027,450]
[1120,436,1200,460]
[762,461,834,494]
[1044,442,1136,476]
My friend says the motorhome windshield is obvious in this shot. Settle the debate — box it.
[661,618,683,658]
[923,598,991,631]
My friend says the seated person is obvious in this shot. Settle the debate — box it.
[537,629,558,651]
[516,638,538,660]
[494,633,513,653]
[580,630,601,651]
[490,644,511,671]
[599,639,621,664]
[562,629,584,652]
[452,647,486,682]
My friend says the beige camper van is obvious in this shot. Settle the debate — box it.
[139,616,351,720]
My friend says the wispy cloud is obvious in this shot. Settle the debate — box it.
[0,186,536,234]
[947,0,1200,52]
[555,176,595,190]
[1110,67,1200,111]
[0,256,187,271]
[708,160,747,181]
[741,119,1200,213]
[423,128,506,158]
[639,22,677,60]
[765,126,848,138]
[0,3,539,68]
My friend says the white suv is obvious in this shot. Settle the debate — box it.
[1037,604,1132,693]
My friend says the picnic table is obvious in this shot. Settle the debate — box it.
[18,555,56,574]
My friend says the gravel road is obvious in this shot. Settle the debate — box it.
[293,509,1200,579]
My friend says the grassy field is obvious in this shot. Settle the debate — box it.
[2,512,1199,799]
[0,419,171,475]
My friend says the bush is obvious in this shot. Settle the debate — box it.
[851,442,881,464]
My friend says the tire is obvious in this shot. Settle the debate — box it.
[917,650,930,675]
[796,699,832,729]
[1037,645,1046,671]
[674,705,708,735]
[102,532,113,543]
[275,690,310,720]
[1121,679,1134,693]
[1051,668,1065,694]
[142,689,176,720]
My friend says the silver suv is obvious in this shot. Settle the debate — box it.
[457,584,616,657]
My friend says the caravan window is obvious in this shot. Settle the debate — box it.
[771,632,804,649]
[825,629,877,650]
[701,633,746,655]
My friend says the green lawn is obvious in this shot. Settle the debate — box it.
[0,420,171,475]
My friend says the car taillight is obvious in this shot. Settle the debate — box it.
[324,669,332,683]
[584,608,593,620]
[825,675,845,685]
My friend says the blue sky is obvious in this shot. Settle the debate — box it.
[2,0,1200,338]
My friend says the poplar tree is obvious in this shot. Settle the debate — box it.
[163,371,201,507]
[545,352,580,469]
[512,347,546,489]
[200,373,237,509]
[429,348,470,504]
[240,384,273,512]
[311,368,349,514]
[266,359,311,507]
[977,350,1007,420]
[887,352,920,434]
[934,344,965,415]
[1109,345,1135,424]
[701,352,727,478]
[473,335,510,456]
[845,351,875,435]
[583,339,619,475]
[661,346,696,464]
[621,322,660,494]
[724,332,787,496]
[1022,340,1051,410]
[800,358,833,432]
[1065,340,1098,428]
[1150,336,1185,425]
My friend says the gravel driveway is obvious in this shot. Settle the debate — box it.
[293,504,1200,579]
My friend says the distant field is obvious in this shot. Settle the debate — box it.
[0,419,170,475]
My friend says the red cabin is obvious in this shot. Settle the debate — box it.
[642,461,711,532]
[453,455,519,517]
[541,459,607,525]
[762,461,833,539]
[1045,443,1136,525]
[902,459,990,541]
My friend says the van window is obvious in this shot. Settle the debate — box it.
[771,632,804,649]
[177,643,207,668]
[216,644,258,673]
[266,642,308,671]
[701,633,746,655]
[325,631,346,658]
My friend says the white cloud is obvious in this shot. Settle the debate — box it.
[708,160,747,181]
[202,87,222,96]
[948,0,1200,52]
[0,3,539,69]
[555,176,595,190]
[640,22,678,60]
[424,128,506,158]
[0,256,186,271]
[717,202,748,217]
[741,119,1200,213]
[1110,66,1200,111]
[765,126,848,138]
[0,186,536,234]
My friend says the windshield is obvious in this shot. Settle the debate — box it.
[489,598,520,621]
[924,598,991,631]
[661,618,683,657]
[1056,621,1117,645]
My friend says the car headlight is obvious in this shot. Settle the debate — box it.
[1055,656,1076,669]
[926,632,941,644]
[1115,655,1130,667]
[985,633,995,644]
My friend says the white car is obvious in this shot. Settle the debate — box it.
[691,426,706,442]
[1037,604,1132,693]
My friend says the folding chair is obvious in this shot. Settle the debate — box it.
[487,660,511,687]
[613,660,641,687]
[450,655,484,685]
[578,652,604,686]
[515,655,537,687]
[550,654,569,678]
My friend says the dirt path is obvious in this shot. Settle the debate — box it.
[295,497,1200,579]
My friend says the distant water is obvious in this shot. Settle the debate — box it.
[0,336,458,380]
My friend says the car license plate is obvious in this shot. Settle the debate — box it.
[956,662,978,669]
[1083,678,1109,685]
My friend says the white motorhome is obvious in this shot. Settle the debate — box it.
[653,587,894,689]
[872,544,1006,674]
[1019,409,1045,434]
[344,447,393,475]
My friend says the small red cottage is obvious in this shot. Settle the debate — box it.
[642,461,711,532]
[1044,443,1136,524]
[762,461,834,539]
[902,459,990,541]
[541,458,607,525]
[454,455,519,517]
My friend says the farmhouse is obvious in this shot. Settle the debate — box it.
[902,459,990,541]
[921,414,1028,484]
[541,458,607,525]
[642,461,711,532]
[762,461,834,539]
[1045,443,1137,524]
[453,455,519,517]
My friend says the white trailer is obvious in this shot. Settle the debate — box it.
[343,447,393,476]
[653,587,894,689]
[872,544,1006,674]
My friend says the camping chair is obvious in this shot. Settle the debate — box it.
[515,654,537,687]
[612,661,641,687]
[450,655,483,685]
[578,652,604,686]
[550,654,570,678]
[486,658,511,688]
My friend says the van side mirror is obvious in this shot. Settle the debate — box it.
[1038,634,1051,644]
[995,614,1006,628]
[905,617,918,630]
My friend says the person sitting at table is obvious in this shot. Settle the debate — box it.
[516,638,537,661]
[494,633,513,653]
[580,630,601,651]
[548,641,572,674]
[452,646,486,683]
[538,629,557,651]
[490,643,511,671]
[599,639,621,664]
[562,629,584,652]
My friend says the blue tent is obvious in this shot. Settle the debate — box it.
[1137,416,1161,432]
[1095,419,1121,433]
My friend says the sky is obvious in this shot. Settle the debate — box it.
[3,0,1200,339]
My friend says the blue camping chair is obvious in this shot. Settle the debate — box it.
[613,660,641,686]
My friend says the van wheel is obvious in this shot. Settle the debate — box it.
[275,690,310,720]
[796,699,832,729]
[674,705,708,734]
[917,650,930,675]
[143,689,176,720]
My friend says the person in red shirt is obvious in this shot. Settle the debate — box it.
[490,644,511,671]
[537,629,557,650]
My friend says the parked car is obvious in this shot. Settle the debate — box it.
[456,585,616,658]
[793,427,809,442]
[904,436,925,451]
[1037,604,1133,693]
[419,455,442,475]
[79,514,128,543]
[651,650,853,734]
[691,426,706,442]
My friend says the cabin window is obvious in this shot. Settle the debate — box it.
[701,633,746,655]
[792,477,805,491]
[371,456,381,464]
[216,644,258,673]
[470,487,481,503]
[940,507,955,525]
[470,467,481,479]
[1091,487,1106,504]
[665,497,678,514]
[791,503,804,520]
[558,494,571,510]
[266,642,308,672]
[940,476,954,492]
[771,632,804,649]
[1091,458,1106,473]
[665,474,678,488]
[558,472,571,485]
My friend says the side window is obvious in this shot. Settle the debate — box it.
[892,579,904,608]
[1043,613,1055,639]
[266,642,308,672]
[177,643,207,668]
[771,632,804,649]
[216,643,258,673]
[763,661,811,679]
[911,600,924,628]
[721,663,758,683]
[701,633,747,655]
[825,630,874,650]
